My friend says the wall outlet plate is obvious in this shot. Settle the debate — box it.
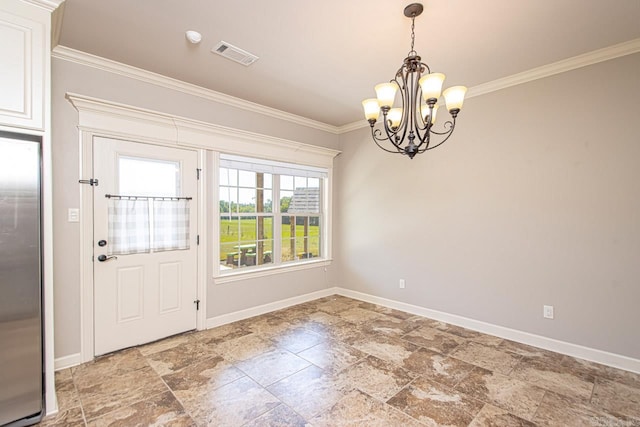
[543,305,554,319]
[399,279,405,289]
[68,208,80,223]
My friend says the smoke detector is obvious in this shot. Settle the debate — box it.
[212,41,259,66]
[185,30,202,44]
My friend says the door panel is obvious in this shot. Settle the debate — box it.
[93,136,198,355]
[116,266,144,322]
[159,262,181,313]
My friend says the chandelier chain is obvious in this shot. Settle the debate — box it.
[409,16,416,56]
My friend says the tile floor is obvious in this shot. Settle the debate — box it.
[39,295,640,426]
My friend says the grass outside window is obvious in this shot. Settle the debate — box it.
[218,163,325,273]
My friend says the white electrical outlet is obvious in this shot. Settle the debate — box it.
[399,279,405,289]
[543,305,554,319]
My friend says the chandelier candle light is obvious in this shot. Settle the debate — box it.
[362,3,467,159]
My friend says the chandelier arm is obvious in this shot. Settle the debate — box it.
[381,116,405,150]
[412,97,430,149]
[394,73,410,146]
[371,127,404,154]
[414,131,450,154]
[371,127,390,142]
[415,116,456,153]
[416,72,432,129]
[381,119,409,152]
[412,100,432,150]
[418,113,426,128]
[425,119,457,151]
[429,119,454,135]
[421,60,431,75]
[409,67,419,140]
[380,112,407,150]
[417,90,427,129]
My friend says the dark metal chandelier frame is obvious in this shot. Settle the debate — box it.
[363,3,467,159]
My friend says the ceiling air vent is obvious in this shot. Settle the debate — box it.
[212,41,259,66]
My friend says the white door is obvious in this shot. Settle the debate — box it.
[93,137,199,355]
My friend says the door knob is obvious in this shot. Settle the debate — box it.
[97,254,117,262]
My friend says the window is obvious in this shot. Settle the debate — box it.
[280,175,321,262]
[218,154,328,274]
[219,168,274,269]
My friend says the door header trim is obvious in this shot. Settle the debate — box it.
[66,93,340,168]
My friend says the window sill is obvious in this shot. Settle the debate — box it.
[214,258,332,284]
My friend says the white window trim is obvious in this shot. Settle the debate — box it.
[215,258,333,284]
[213,152,335,280]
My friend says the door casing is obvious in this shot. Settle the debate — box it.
[78,129,207,363]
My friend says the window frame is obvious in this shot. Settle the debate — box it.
[213,153,332,283]
[279,176,323,264]
[219,168,274,269]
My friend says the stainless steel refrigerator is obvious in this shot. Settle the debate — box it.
[0,132,43,426]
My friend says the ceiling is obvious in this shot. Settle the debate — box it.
[57,0,640,127]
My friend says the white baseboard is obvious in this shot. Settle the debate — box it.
[56,286,638,375]
[54,353,82,371]
[53,288,339,372]
[335,288,640,374]
[206,287,339,329]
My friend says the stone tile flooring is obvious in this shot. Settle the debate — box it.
[39,295,640,426]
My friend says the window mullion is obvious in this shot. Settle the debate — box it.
[320,179,325,258]
[273,173,282,265]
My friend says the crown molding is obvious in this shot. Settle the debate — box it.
[54,39,640,136]
[340,38,640,133]
[52,45,341,135]
[51,1,65,48]
[338,120,369,134]
[467,38,640,99]
[21,0,64,12]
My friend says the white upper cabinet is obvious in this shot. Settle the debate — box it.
[0,2,46,131]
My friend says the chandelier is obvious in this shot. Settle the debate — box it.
[362,3,467,159]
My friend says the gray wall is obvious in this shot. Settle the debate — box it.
[336,53,640,359]
[52,51,640,363]
[51,58,339,359]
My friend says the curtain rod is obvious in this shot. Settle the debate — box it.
[105,194,192,200]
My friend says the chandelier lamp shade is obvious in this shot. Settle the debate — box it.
[362,3,467,159]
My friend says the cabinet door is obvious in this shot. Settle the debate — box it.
[0,7,45,130]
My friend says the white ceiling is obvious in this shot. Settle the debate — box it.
[57,0,640,127]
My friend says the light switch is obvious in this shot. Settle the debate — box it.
[68,208,80,223]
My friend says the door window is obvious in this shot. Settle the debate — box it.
[107,155,189,255]
[118,156,180,197]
